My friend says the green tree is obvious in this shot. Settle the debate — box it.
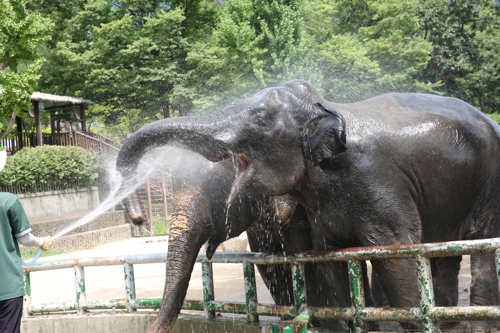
[0,0,53,137]
[303,0,434,102]
[184,0,307,114]
[34,0,221,139]
[416,0,500,112]
[463,21,500,113]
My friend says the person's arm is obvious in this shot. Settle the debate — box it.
[16,233,53,250]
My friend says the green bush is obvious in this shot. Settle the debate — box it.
[0,146,98,192]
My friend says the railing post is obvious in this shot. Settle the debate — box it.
[74,265,86,315]
[496,249,500,297]
[146,175,153,233]
[415,254,437,333]
[162,172,169,233]
[348,259,367,333]
[23,272,31,317]
[202,261,215,319]
[243,261,259,323]
[292,263,307,314]
[124,263,136,313]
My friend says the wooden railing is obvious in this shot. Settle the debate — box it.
[2,131,122,153]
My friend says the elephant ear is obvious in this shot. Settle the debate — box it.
[303,103,347,166]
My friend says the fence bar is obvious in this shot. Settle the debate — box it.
[348,259,367,333]
[29,301,78,313]
[74,266,86,315]
[201,261,215,319]
[22,238,500,271]
[146,176,153,233]
[496,249,500,298]
[292,263,307,315]
[23,272,31,317]
[133,298,162,309]
[162,172,169,233]
[124,263,136,313]
[181,299,295,318]
[292,309,313,333]
[243,261,259,323]
[84,299,128,310]
[429,306,500,321]
[193,238,500,265]
[415,254,437,333]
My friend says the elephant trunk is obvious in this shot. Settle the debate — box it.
[147,190,213,333]
[115,113,235,224]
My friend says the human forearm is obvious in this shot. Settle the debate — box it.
[17,232,43,247]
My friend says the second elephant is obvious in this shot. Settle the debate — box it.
[125,149,351,333]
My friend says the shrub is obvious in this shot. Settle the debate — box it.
[0,146,98,192]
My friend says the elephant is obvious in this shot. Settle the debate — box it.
[122,148,352,333]
[116,80,500,332]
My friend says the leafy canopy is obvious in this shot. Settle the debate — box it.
[0,0,53,131]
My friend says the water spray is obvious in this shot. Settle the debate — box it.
[22,168,151,267]
[21,148,180,267]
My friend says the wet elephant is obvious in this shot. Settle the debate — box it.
[122,149,350,333]
[116,80,500,332]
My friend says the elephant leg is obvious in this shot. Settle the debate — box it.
[371,268,389,307]
[470,254,500,333]
[371,258,422,332]
[431,256,462,331]
[248,230,294,306]
[305,261,350,331]
[361,261,380,331]
[306,261,378,331]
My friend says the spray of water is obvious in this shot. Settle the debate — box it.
[25,182,136,266]
[53,183,130,239]
[52,147,200,239]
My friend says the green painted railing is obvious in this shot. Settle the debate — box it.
[22,238,500,333]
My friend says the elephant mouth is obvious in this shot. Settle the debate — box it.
[228,153,251,203]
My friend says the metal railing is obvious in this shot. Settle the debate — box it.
[1,131,123,156]
[23,238,500,333]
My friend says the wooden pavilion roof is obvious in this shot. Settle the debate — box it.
[0,90,94,106]
[30,92,94,105]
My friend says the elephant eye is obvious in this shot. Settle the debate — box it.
[254,110,272,127]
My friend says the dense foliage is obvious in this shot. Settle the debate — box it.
[1,0,498,138]
[0,146,98,192]
[0,0,53,134]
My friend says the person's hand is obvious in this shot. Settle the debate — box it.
[40,236,53,251]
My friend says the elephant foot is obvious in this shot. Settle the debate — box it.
[310,319,349,331]
[438,321,466,333]
[469,321,500,333]
[400,321,423,332]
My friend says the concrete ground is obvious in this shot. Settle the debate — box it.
[26,236,472,332]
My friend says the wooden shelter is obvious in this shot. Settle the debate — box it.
[27,92,94,147]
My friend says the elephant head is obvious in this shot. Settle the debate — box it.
[116,80,346,221]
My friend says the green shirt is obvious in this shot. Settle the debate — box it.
[0,192,31,301]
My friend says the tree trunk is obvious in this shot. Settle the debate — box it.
[0,112,16,141]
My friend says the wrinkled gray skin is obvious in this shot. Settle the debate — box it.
[123,149,352,333]
[117,80,500,332]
